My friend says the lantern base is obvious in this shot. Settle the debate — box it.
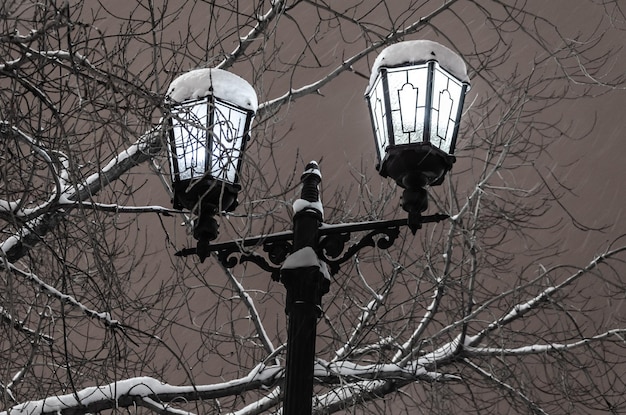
[378,142,455,189]
[378,143,454,232]
[172,178,240,262]
[172,177,240,213]
[401,187,428,234]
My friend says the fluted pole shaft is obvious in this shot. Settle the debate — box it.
[281,161,329,415]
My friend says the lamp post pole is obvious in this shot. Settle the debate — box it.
[280,161,329,415]
[165,40,470,414]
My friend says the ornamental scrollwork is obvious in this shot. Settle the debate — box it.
[175,215,449,277]
[319,226,401,275]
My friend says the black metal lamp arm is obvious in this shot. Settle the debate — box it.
[174,213,448,279]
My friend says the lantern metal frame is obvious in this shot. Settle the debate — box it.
[367,59,469,186]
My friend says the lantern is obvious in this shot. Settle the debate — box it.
[365,40,470,230]
[165,68,257,247]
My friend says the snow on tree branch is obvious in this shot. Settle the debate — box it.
[468,245,626,347]
[0,306,54,345]
[0,126,164,263]
[464,329,626,356]
[228,388,282,415]
[463,359,550,415]
[333,260,398,361]
[222,265,277,359]
[0,49,94,73]
[217,0,286,70]
[315,359,456,384]
[1,364,283,415]
[0,350,468,415]
[1,259,120,329]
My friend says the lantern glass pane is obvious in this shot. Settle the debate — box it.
[387,64,429,145]
[170,99,209,181]
[212,101,249,184]
[367,73,389,162]
[429,64,464,154]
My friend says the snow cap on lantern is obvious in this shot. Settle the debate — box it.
[167,68,258,111]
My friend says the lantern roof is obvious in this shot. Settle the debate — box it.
[366,40,470,94]
[166,68,258,112]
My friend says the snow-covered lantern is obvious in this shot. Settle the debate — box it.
[165,68,257,247]
[365,40,470,230]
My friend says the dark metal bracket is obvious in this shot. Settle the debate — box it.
[175,214,449,279]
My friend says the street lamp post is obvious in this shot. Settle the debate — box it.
[166,40,469,414]
[280,161,330,414]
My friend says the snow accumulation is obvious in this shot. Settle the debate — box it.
[366,40,470,93]
[166,68,258,111]
[282,246,319,269]
[314,359,427,379]
[2,363,282,415]
[293,160,324,217]
[292,198,324,218]
[281,247,331,281]
[3,377,167,415]
[302,161,322,178]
